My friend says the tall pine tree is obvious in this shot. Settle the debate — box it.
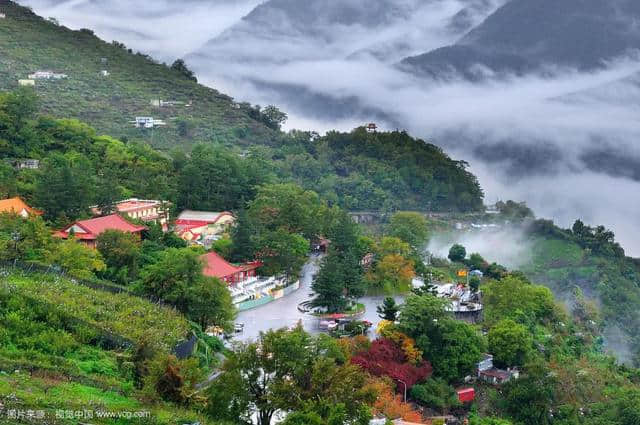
[230,209,256,263]
[311,211,365,312]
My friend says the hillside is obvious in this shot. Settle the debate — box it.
[521,221,640,365]
[0,0,277,151]
[0,268,221,425]
[401,0,640,79]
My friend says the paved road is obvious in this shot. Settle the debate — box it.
[232,255,406,342]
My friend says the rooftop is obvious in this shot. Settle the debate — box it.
[0,197,42,216]
[55,214,146,240]
[177,210,233,224]
[201,251,261,280]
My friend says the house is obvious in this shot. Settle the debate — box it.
[14,159,40,169]
[132,117,166,128]
[457,387,475,403]
[0,197,43,218]
[18,79,35,87]
[54,214,146,248]
[100,70,110,77]
[150,99,183,107]
[477,354,519,385]
[0,13,6,19]
[175,210,235,243]
[28,71,67,79]
[92,198,169,227]
[201,251,261,285]
[366,123,377,133]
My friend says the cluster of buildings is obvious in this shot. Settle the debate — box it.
[476,354,519,385]
[0,195,288,310]
[432,282,484,323]
[28,71,68,80]
[18,70,68,87]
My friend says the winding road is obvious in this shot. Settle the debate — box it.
[232,255,406,342]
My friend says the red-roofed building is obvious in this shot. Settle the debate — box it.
[175,210,235,244]
[54,214,147,248]
[201,251,261,285]
[92,198,169,228]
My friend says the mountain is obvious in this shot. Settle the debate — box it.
[0,0,277,151]
[401,0,640,79]
[190,0,504,66]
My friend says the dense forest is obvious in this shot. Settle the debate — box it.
[0,87,483,215]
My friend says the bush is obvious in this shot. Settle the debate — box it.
[410,377,461,410]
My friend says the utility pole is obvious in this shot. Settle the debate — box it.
[397,379,407,403]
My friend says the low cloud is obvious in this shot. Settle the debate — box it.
[18,0,262,62]
[427,226,533,270]
[16,0,640,256]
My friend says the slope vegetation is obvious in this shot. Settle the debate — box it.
[0,0,276,150]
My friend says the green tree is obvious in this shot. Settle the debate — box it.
[177,144,260,211]
[34,152,94,222]
[230,208,257,263]
[501,363,556,425]
[311,253,351,313]
[207,327,374,425]
[488,319,532,368]
[448,244,466,263]
[376,236,411,257]
[47,239,106,279]
[468,252,487,271]
[138,248,234,329]
[96,229,141,284]
[368,254,415,293]
[399,294,485,382]
[249,183,328,240]
[170,59,197,82]
[377,297,399,321]
[137,247,203,310]
[262,105,288,130]
[410,377,461,411]
[186,277,235,331]
[211,237,233,259]
[483,276,556,327]
[0,162,17,198]
[0,213,52,262]
[424,319,486,382]
[255,229,309,281]
[388,211,429,251]
[93,169,123,215]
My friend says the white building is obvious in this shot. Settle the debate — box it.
[100,70,110,77]
[28,71,68,80]
[18,79,35,87]
[15,159,40,170]
[132,117,166,128]
[0,13,6,19]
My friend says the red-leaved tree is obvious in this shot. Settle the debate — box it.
[351,338,432,390]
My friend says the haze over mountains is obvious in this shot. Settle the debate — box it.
[17,0,640,254]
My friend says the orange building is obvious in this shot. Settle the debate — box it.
[0,197,43,218]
